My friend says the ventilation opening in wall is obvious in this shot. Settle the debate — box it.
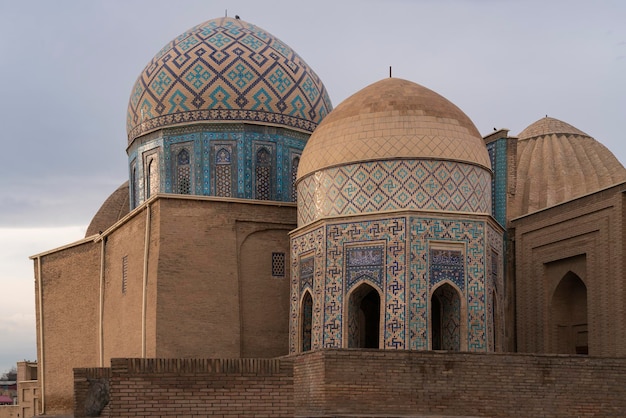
[122,255,128,294]
[272,252,285,277]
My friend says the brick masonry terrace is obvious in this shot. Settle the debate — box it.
[74,350,626,417]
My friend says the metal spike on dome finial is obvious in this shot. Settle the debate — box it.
[225,9,227,17]
[389,66,392,78]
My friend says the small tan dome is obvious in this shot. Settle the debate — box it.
[519,116,588,139]
[86,182,130,237]
[297,78,491,180]
[513,117,626,217]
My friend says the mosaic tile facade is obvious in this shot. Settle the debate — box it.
[486,138,508,226]
[430,249,464,291]
[410,218,487,350]
[486,224,504,351]
[299,256,314,292]
[289,214,503,354]
[127,17,332,142]
[290,226,325,353]
[297,160,492,226]
[127,124,307,207]
[345,244,385,291]
[325,219,407,349]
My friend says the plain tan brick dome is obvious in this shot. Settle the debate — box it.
[85,182,130,237]
[512,117,626,218]
[297,77,491,180]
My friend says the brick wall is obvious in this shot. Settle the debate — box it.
[154,197,295,359]
[294,349,626,417]
[73,368,111,417]
[36,240,101,415]
[512,183,626,356]
[103,358,293,417]
[74,350,626,417]
[0,406,18,418]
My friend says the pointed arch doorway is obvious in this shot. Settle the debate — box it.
[300,291,313,352]
[550,271,588,354]
[431,283,461,351]
[347,283,381,348]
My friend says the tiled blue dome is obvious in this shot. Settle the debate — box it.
[127,17,333,143]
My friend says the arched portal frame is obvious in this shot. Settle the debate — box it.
[343,279,384,349]
[298,290,314,353]
[429,280,467,351]
[548,270,588,355]
[542,255,587,355]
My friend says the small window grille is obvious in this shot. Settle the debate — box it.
[215,147,232,197]
[272,252,285,277]
[122,255,128,294]
[256,148,271,200]
[177,149,191,194]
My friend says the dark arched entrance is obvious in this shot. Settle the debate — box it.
[490,290,500,352]
[347,283,380,348]
[431,283,461,351]
[550,272,588,354]
[301,291,313,352]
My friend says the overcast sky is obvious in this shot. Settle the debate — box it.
[0,0,624,374]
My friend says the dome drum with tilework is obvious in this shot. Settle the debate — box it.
[296,78,493,226]
[127,17,332,144]
[124,17,333,208]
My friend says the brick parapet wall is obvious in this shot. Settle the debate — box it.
[293,349,626,417]
[73,368,111,417]
[74,351,626,417]
[107,358,294,417]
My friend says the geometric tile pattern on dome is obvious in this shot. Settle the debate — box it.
[299,129,492,180]
[127,17,332,142]
[297,77,492,178]
[297,160,491,226]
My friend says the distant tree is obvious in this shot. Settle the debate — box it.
[0,366,17,381]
